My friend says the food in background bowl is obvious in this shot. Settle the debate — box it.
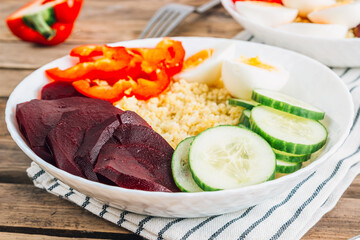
[232,0,360,38]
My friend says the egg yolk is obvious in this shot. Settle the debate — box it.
[240,56,276,71]
[183,48,214,70]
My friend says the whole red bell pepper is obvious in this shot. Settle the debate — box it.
[6,0,83,46]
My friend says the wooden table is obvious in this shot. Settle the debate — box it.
[0,0,359,239]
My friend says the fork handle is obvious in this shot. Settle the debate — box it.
[195,0,221,14]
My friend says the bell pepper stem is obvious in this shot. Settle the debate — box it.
[22,7,56,40]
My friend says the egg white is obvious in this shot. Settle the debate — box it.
[174,43,236,85]
[276,22,348,38]
[308,2,360,29]
[282,0,335,17]
[235,1,298,27]
[221,58,289,100]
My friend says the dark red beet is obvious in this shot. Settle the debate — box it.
[113,124,174,160]
[41,82,85,100]
[74,115,120,179]
[123,143,179,192]
[47,107,122,180]
[118,111,151,128]
[94,143,179,192]
[16,97,122,164]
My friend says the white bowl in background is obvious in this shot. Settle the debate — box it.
[221,0,360,67]
[5,37,354,217]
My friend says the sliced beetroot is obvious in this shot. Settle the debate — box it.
[113,124,174,160]
[41,82,85,100]
[118,111,150,128]
[47,108,122,180]
[94,143,178,192]
[74,115,120,179]
[16,97,122,164]
[123,143,179,192]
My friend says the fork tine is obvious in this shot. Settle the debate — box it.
[145,10,174,39]
[139,7,169,39]
[159,10,192,37]
[152,10,180,38]
[140,4,195,39]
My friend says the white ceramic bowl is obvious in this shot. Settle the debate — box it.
[5,37,354,218]
[221,0,360,67]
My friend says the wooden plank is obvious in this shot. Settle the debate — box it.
[0,0,240,69]
[0,183,130,234]
[0,232,112,240]
[0,69,33,97]
[302,198,360,240]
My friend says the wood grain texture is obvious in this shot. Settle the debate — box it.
[0,0,359,239]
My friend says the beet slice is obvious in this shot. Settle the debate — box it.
[113,124,174,160]
[47,108,121,180]
[41,82,85,100]
[118,111,150,128]
[74,115,120,180]
[94,143,178,192]
[123,143,179,192]
[16,97,122,164]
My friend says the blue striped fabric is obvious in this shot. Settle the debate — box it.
[26,33,360,240]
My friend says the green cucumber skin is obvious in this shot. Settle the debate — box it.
[249,113,328,155]
[228,98,258,110]
[276,161,302,174]
[239,110,251,128]
[251,91,325,120]
[274,150,311,163]
[171,137,203,192]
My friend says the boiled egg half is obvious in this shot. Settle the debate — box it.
[276,22,348,38]
[235,1,298,27]
[282,0,335,17]
[308,1,360,29]
[222,56,289,100]
[174,43,235,85]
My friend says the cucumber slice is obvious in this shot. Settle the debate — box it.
[250,106,327,155]
[251,89,325,120]
[273,149,311,163]
[229,98,259,110]
[276,159,302,173]
[171,137,203,192]
[189,125,276,191]
[239,109,251,128]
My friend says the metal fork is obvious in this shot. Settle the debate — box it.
[139,0,221,39]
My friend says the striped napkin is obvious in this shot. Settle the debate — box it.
[27,33,360,240]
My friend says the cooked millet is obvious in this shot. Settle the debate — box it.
[115,79,242,148]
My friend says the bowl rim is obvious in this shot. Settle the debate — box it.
[5,36,355,200]
[221,0,360,42]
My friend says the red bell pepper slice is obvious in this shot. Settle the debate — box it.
[46,46,141,84]
[155,38,185,77]
[72,79,133,103]
[130,48,169,74]
[6,0,83,46]
[70,45,105,62]
[132,69,171,100]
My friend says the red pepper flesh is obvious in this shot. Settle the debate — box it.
[72,79,133,103]
[6,0,83,46]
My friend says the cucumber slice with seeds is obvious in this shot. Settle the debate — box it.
[171,137,203,192]
[189,125,276,191]
[229,98,259,110]
[250,106,327,155]
[276,159,302,173]
[251,89,325,120]
[239,109,251,128]
[273,149,311,163]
